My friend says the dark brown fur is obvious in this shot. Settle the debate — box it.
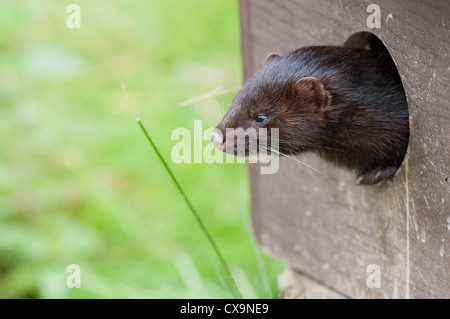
[214,46,410,185]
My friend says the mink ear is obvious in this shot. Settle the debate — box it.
[263,52,281,64]
[293,77,331,110]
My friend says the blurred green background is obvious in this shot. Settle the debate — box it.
[0,0,285,298]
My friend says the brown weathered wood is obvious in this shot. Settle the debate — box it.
[242,0,450,298]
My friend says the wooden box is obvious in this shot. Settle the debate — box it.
[240,0,450,298]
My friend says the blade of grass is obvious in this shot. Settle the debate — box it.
[230,264,257,299]
[211,256,232,298]
[136,118,241,299]
[121,83,242,299]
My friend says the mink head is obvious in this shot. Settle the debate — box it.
[211,53,332,159]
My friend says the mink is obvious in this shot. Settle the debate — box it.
[211,46,409,185]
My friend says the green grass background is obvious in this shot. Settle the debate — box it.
[0,0,285,298]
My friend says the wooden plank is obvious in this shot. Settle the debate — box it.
[242,0,450,298]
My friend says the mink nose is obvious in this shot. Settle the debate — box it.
[211,129,224,149]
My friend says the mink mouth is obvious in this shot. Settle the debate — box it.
[211,127,279,158]
[221,143,276,158]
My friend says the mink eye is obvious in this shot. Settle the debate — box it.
[254,115,267,123]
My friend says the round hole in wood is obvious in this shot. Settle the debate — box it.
[344,31,410,174]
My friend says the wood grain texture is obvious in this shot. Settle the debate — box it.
[241,0,450,298]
